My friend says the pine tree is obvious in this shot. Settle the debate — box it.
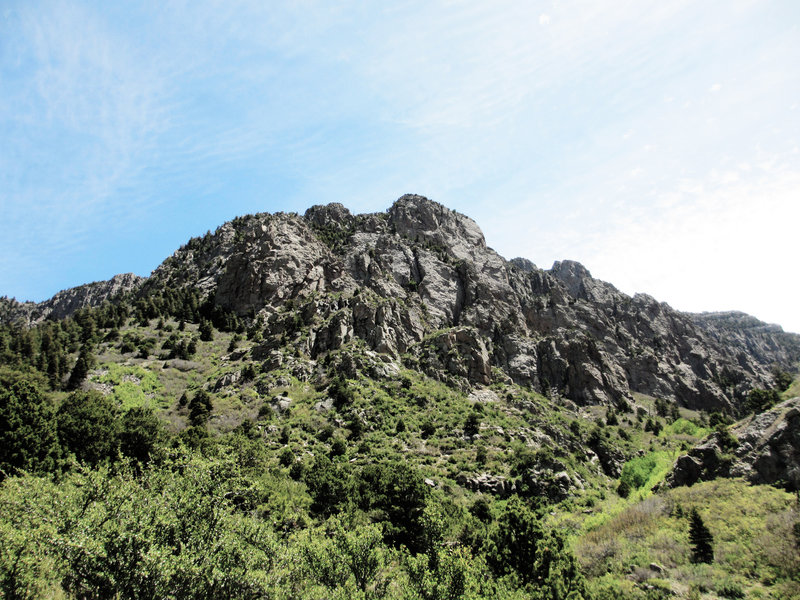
[188,390,213,426]
[689,508,714,563]
[67,345,94,391]
[199,319,214,342]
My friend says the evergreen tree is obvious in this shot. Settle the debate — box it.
[464,411,481,436]
[199,319,214,342]
[188,390,213,426]
[118,407,162,465]
[486,496,588,598]
[355,461,429,553]
[689,508,714,563]
[305,454,350,517]
[66,345,94,391]
[744,388,781,415]
[329,375,354,408]
[57,391,119,466]
[0,369,60,477]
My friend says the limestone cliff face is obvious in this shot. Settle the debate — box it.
[7,195,799,412]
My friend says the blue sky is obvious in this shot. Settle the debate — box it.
[2,0,799,332]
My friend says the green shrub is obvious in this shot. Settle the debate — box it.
[306,455,351,517]
[745,388,780,414]
[486,496,588,597]
[57,391,119,467]
[278,447,295,467]
[118,407,162,465]
[329,376,355,408]
[0,369,60,477]
[355,461,429,553]
[715,578,745,598]
[188,390,213,426]
[620,454,658,490]
[666,418,703,436]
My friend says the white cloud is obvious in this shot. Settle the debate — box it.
[576,157,800,332]
[539,14,551,26]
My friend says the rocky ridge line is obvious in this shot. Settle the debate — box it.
[1,273,144,326]
[6,195,800,414]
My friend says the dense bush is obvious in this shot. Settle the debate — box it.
[744,388,781,415]
[188,390,213,427]
[487,496,588,598]
[619,454,659,491]
[118,407,163,465]
[0,369,60,478]
[355,461,430,553]
[57,391,120,467]
[0,454,277,599]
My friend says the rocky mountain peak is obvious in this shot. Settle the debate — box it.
[304,202,354,229]
[6,195,799,415]
[387,194,486,261]
[46,272,145,320]
[509,257,537,272]
[549,260,593,298]
[550,259,592,280]
[1,273,144,326]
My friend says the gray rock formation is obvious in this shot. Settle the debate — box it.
[691,311,800,370]
[458,473,516,497]
[667,397,800,490]
[5,195,798,414]
[1,273,144,325]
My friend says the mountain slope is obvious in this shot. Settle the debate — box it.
[6,195,799,414]
[142,195,799,412]
[0,273,144,326]
[1,195,799,600]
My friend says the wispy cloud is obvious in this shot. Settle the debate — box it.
[1,0,798,333]
[1,1,168,292]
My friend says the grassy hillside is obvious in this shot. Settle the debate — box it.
[1,300,798,599]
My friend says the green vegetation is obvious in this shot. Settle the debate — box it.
[0,368,60,479]
[688,508,714,564]
[618,452,674,495]
[0,290,798,598]
[94,363,165,410]
[577,479,799,599]
[57,390,119,466]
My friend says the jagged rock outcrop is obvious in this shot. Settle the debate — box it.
[412,327,492,388]
[6,194,799,412]
[146,212,352,316]
[0,273,144,326]
[667,397,800,490]
[519,468,584,503]
[459,463,585,501]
